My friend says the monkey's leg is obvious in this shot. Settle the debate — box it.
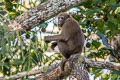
[57,41,70,58]
[60,59,68,71]
[57,41,71,71]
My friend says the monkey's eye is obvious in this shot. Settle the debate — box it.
[60,16,64,19]
[59,16,64,20]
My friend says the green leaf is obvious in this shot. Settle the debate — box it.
[92,40,101,48]
[105,0,116,6]
[115,7,120,14]
[81,0,93,8]
[95,20,104,32]
[85,8,101,17]
[12,59,23,66]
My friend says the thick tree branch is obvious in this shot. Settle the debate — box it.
[8,0,87,31]
[85,59,120,71]
[1,54,120,80]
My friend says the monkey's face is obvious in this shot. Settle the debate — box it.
[58,13,70,27]
[58,16,64,27]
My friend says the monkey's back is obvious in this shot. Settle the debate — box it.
[62,18,85,55]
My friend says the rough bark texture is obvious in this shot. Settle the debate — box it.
[69,54,89,80]
[8,0,87,31]
[2,54,120,80]
[85,59,120,71]
[34,54,90,80]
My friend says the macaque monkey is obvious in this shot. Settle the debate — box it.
[44,12,85,71]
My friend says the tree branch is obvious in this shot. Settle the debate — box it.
[8,0,88,31]
[85,59,120,71]
[1,54,120,80]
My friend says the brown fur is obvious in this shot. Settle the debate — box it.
[44,12,85,70]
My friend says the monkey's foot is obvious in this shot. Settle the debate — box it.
[60,59,68,71]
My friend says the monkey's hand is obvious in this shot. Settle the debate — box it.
[51,42,57,50]
[44,36,50,43]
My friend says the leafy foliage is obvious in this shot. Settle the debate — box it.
[76,0,120,79]
[0,0,51,78]
[0,0,120,80]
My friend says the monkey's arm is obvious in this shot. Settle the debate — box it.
[44,34,68,42]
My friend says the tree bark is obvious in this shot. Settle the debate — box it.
[34,54,90,80]
[2,54,120,80]
[8,0,88,31]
